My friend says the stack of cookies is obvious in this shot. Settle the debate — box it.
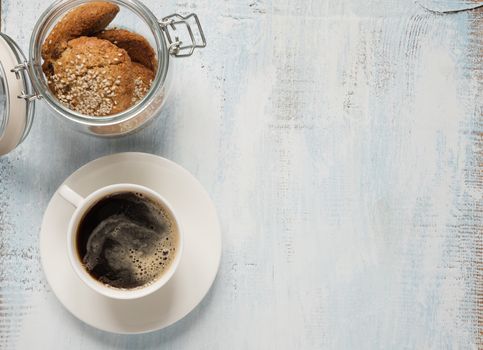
[42,2,157,116]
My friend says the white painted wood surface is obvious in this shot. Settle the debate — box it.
[0,0,481,348]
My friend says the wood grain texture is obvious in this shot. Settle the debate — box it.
[0,0,482,349]
[467,4,482,348]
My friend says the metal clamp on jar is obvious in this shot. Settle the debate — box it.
[0,0,206,156]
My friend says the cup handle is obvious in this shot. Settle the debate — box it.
[58,184,84,208]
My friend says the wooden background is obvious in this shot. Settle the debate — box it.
[0,0,481,348]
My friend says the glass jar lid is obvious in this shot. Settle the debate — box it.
[0,33,35,156]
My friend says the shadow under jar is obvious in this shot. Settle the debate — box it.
[0,0,206,155]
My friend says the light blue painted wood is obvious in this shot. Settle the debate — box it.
[0,0,481,349]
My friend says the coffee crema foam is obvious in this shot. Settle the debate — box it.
[76,192,178,289]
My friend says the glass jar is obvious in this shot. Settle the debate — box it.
[0,0,206,155]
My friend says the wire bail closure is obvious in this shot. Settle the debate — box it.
[3,31,41,101]
[159,13,206,57]
[11,62,41,101]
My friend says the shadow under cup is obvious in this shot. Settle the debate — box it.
[61,183,183,300]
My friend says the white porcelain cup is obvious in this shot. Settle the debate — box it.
[58,183,183,300]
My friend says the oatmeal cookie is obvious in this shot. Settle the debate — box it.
[42,2,119,63]
[97,29,157,71]
[131,62,155,104]
[48,36,135,116]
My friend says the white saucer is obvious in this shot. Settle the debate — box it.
[40,152,222,334]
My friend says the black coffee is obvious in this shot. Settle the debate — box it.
[76,191,178,289]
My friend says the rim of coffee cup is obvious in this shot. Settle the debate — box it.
[64,183,184,300]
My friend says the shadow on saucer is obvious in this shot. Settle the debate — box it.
[81,277,219,348]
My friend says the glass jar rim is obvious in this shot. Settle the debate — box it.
[28,0,169,127]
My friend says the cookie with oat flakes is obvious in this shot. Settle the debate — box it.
[131,62,155,104]
[49,36,134,116]
[42,2,119,74]
[96,29,157,71]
